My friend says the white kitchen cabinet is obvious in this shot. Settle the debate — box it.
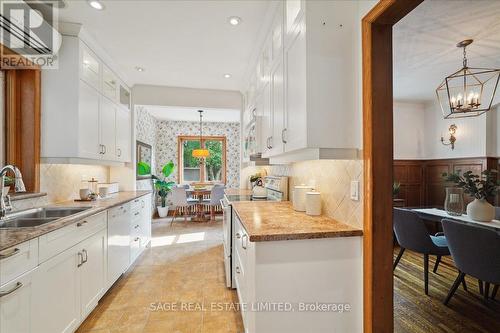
[242,0,361,163]
[259,82,272,157]
[33,244,81,333]
[78,81,101,160]
[107,204,131,287]
[80,44,100,90]
[0,268,38,333]
[0,239,38,287]
[80,229,107,318]
[265,59,285,157]
[284,20,307,153]
[115,108,132,162]
[139,194,152,249]
[232,211,363,333]
[42,35,132,165]
[99,97,117,160]
[102,65,118,102]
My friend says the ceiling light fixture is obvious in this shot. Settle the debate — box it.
[87,0,105,10]
[135,66,145,72]
[192,110,210,159]
[436,39,500,119]
[223,73,232,79]
[228,16,242,26]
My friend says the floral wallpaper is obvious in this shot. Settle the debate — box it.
[135,108,241,190]
[135,106,157,191]
[155,120,241,188]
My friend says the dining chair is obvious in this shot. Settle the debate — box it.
[170,187,195,224]
[393,208,452,295]
[441,219,500,305]
[203,184,225,221]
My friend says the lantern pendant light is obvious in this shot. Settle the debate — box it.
[192,110,210,159]
[436,39,500,119]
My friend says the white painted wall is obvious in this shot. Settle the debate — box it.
[393,100,497,159]
[132,84,242,110]
[393,102,426,159]
[423,100,487,159]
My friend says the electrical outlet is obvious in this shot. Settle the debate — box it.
[350,180,359,201]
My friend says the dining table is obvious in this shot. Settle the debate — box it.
[411,207,500,233]
[186,188,212,222]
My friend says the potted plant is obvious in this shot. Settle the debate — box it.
[443,170,499,222]
[392,182,401,198]
[138,161,175,218]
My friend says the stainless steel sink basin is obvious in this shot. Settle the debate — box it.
[0,207,92,229]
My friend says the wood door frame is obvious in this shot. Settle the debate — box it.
[362,1,423,332]
[177,135,227,185]
[1,44,41,192]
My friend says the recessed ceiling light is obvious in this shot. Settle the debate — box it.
[87,0,105,10]
[228,16,242,26]
[135,66,145,72]
[223,73,232,79]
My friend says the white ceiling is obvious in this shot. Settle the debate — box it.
[57,0,271,91]
[144,105,240,123]
[394,0,500,102]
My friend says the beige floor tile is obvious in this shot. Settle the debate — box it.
[77,219,242,333]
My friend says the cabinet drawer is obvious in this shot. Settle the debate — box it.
[130,235,141,264]
[39,211,107,263]
[130,197,145,212]
[108,203,129,218]
[234,216,249,271]
[0,239,38,286]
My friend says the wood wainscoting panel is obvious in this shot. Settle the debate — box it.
[394,160,424,207]
[394,158,499,208]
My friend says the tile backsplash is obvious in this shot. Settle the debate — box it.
[241,159,363,229]
[40,164,110,203]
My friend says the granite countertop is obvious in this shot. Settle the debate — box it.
[10,192,47,201]
[231,201,363,242]
[0,191,152,251]
[224,188,253,196]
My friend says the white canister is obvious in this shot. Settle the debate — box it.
[293,185,314,211]
[306,191,321,216]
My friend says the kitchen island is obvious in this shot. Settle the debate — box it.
[231,201,363,333]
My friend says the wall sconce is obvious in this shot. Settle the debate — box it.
[441,124,457,150]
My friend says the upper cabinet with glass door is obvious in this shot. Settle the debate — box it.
[80,44,100,90]
[102,65,118,102]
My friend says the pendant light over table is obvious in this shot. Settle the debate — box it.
[436,39,500,119]
[192,110,210,158]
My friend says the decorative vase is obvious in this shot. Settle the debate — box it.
[444,187,464,216]
[466,198,495,222]
[157,206,169,218]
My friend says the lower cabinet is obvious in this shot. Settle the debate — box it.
[32,243,81,333]
[0,268,38,333]
[80,229,107,318]
[32,228,106,333]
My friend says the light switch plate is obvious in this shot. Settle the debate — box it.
[350,180,359,201]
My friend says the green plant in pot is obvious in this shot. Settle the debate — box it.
[443,170,499,222]
[138,161,175,218]
[392,182,401,198]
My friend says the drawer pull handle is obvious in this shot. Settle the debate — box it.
[77,252,84,267]
[134,212,140,216]
[236,266,241,274]
[242,234,248,250]
[0,247,20,260]
[236,233,241,239]
[82,249,88,264]
[77,221,88,227]
[134,237,140,242]
[134,199,139,203]
[134,224,140,229]
[0,282,23,297]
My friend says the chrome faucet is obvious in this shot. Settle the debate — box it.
[0,165,26,219]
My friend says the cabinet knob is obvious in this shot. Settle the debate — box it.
[236,233,241,239]
[77,221,88,227]
[236,266,241,274]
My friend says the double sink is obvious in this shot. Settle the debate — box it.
[0,207,92,229]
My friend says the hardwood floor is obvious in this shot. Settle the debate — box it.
[394,248,500,333]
